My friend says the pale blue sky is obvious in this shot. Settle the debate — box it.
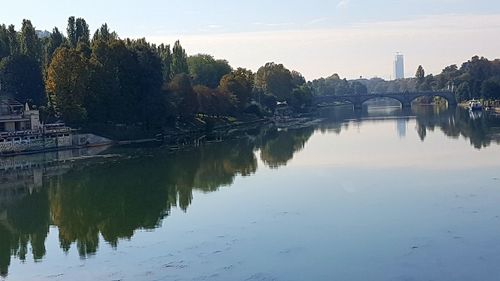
[2,0,500,79]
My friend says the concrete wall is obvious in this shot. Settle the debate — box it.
[73,134,113,147]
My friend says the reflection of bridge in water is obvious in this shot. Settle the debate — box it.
[314,91,457,109]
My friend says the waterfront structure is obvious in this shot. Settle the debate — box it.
[394,53,405,80]
[0,97,41,132]
[0,97,73,154]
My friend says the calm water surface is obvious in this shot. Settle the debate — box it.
[1,106,500,281]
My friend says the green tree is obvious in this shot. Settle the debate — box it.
[335,79,353,95]
[0,24,11,59]
[291,70,306,88]
[351,81,368,95]
[67,17,90,47]
[171,40,188,79]
[194,85,236,116]
[167,73,198,116]
[88,40,132,123]
[42,27,64,70]
[129,39,165,129]
[157,44,172,84]
[7,25,19,56]
[0,55,45,106]
[254,62,293,101]
[219,68,254,110]
[66,17,76,47]
[288,84,313,111]
[481,77,500,100]
[460,56,492,97]
[187,54,232,88]
[416,65,425,82]
[19,19,41,62]
[455,81,471,102]
[46,47,90,123]
[91,23,117,44]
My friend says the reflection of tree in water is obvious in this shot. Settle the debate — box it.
[47,137,260,258]
[413,106,500,149]
[1,126,313,271]
[0,190,50,277]
[0,123,328,275]
[260,127,315,168]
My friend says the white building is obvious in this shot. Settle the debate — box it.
[394,53,405,80]
[0,97,41,132]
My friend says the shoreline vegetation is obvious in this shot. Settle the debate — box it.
[1,17,500,145]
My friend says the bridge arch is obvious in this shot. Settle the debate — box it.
[408,92,456,106]
[359,95,407,108]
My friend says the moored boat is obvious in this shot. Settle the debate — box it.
[468,99,483,111]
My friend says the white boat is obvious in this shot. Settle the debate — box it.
[468,100,483,111]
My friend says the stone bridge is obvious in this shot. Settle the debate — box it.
[313,91,457,109]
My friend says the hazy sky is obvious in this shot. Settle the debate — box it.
[2,0,500,80]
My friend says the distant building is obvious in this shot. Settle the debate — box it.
[394,53,405,80]
[35,30,51,39]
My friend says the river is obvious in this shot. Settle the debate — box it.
[1,105,500,281]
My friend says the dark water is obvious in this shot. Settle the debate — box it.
[1,105,500,281]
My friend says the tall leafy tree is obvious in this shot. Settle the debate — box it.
[219,68,254,109]
[0,55,45,106]
[187,54,232,88]
[157,43,172,84]
[167,73,198,116]
[255,62,293,101]
[43,27,64,69]
[291,70,306,88]
[171,40,188,79]
[46,47,90,123]
[0,24,10,59]
[66,16,77,47]
[75,18,90,45]
[7,25,19,56]
[91,23,117,44]
[67,17,90,47]
[19,19,41,62]
[89,39,138,123]
[481,77,500,100]
[416,65,425,82]
[129,39,165,128]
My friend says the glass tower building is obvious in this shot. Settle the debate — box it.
[394,53,405,80]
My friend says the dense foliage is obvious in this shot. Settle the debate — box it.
[0,18,312,135]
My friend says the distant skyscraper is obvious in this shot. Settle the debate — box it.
[394,53,405,80]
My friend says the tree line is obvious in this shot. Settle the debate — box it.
[2,17,499,133]
[309,57,500,102]
[0,17,312,133]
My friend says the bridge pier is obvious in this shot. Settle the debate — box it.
[401,102,411,109]
[353,103,363,110]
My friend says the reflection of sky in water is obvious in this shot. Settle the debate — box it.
[290,119,500,170]
[5,109,500,281]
